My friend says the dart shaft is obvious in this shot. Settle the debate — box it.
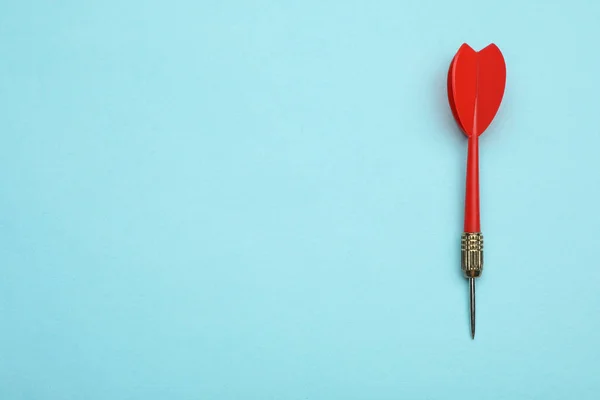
[464,135,480,232]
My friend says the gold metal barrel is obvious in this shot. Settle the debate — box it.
[461,232,483,278]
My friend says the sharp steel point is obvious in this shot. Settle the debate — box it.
[470,278,476,339]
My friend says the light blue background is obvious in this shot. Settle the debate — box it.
[1,0,599,398]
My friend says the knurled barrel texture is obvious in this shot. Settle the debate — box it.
[461,232,483,278]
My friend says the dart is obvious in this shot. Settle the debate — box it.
[447,43,506,339]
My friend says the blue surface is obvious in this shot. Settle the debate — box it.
[1,1,599,398]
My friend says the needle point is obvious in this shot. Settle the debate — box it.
[470,278,476,339]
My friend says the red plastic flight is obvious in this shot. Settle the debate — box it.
[447,43,506,232]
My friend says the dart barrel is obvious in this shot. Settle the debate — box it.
[461,232,483,278]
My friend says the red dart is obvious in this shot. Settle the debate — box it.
[447,43,506,339]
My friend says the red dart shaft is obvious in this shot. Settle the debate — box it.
[464,135,480,232]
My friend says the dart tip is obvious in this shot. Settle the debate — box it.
[469,278,476,340]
